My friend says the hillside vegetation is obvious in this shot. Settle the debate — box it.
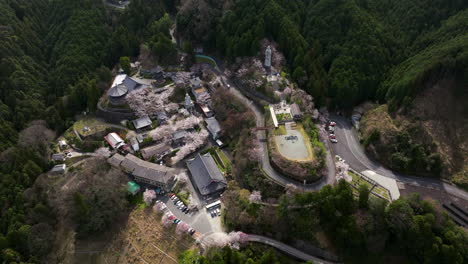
[0,0,171,262]
[0,0,467,263]
[177,0,468,109]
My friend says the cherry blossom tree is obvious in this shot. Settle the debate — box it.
[161,213,173,227]
[249,191,262,203]
[143,188,156,205]
[176,222,190,234]
[148,115,201,141]
[126,86,174,117]
[171,130,209,163]
[153,202,166,212]
[94,147,111,157]
[176,172,189,183]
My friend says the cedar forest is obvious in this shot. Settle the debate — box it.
[0,0,467,263]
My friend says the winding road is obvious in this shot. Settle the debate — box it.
[194,56,468,263]
[331,115,468,201]
[247,234,339,264]
[221,76,336,191]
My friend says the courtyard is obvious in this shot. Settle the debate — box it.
[274,125,313,162]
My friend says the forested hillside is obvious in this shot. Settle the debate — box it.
[177,0,468,109]
[0,0,177,261]
[176,0,468,180]
[0,0,467,263]
[0,0,123,262]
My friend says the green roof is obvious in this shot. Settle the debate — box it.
[127,181,141,194]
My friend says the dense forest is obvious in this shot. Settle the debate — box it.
[177,0,468,109]
[0,0,467,263]
[0,0,172,262]
[220,181,468,263]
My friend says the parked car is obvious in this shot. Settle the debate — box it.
[188,228,195,235]
[174,219,181,224]
[330,138,338,143]
[168,215,176,221]
[169,193,174,197]
[329,134,336,139]
[328,126,335,131]
[216,208,221,216]
[329,121,336,126]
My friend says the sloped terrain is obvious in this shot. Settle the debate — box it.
[360,77,467,185]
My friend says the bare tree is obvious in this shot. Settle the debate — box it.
[18,120,56,148]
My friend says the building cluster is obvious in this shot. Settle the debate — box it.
[269,100,303,128]
[108,153,176,192]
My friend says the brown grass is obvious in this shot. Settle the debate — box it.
[97,208,196,264]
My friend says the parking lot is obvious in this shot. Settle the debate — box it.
[156,194,223,236]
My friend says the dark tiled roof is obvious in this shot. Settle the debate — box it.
[108,84,128,97]
[119,154,174,184]
[290,103,302,116]
[205,117,221,134]
[108,153,125,167]
[141,143,171,160]
[132,115,152,129]
[172,130,187,140]
[123,76,139,91]
[186,153,226,195]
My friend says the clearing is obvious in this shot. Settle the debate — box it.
[274,124,313,162]
[96,208,196,264]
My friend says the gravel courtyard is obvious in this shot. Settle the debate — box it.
[274,129,311,161]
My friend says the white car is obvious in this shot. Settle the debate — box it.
[330,138,338,143]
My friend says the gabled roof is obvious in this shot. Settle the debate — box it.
[186,153,226,196]
[156,111,168,121]
[120,154,174,184]
[52,153,65,161]
[108,153,125,167]
[205,117,221,134]
[123,76,139,91]
[141,143,171,160]
[290,103,302,116]
[132,115,152,130]
[172,130,187,141]
[108,74,142,98]
[104,133,124,149]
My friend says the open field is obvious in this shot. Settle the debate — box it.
[74,118,117,137]
[96,208,196,264]
[274,125,313,162]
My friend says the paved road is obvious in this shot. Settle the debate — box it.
[247,234,339,264]
[330,115,468,201]
[221,76,335,191]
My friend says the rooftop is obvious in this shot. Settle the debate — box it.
[104,132,124,149]
[173,130,188,140]
[132,115,152,130]
[141,143,171,160]
[118,154,175,185]
[186,153,226,196]
[205,117,221,134]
